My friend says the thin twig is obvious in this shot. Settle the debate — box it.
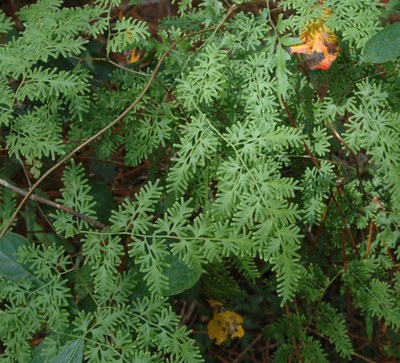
[215,354,230,363]
[0,27,215,239]
[0,178,104,229]
[75,56,150,77]
[181,300,198,326]
[233,335,262,363]
[352,352,377,363]
[80,56,178,103]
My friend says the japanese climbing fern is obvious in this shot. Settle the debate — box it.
[0,0,399,362]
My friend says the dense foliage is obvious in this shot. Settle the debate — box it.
[0,0,399,361]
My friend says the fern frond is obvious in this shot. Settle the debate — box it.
[132,296,203,362]
[315,302,353,358]
[6,103,65,176]
[51,162,97,237]
[176,43,227,108]
[107,17,149,53]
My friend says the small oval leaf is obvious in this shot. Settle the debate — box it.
[163,255,202,296]
[362,22,400,63]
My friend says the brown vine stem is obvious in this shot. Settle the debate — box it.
[326,120,366,194]
[281,96,360,256]
[0,178,105,229]
[332,194,360,256]
[326,121,360,175]
[311,189,337,253]
[0,26,220,239]
[74,56,150,77]
[341,228,348,272]
[280,96,321,170]
[308,327,377,363]
[364,220,374,259]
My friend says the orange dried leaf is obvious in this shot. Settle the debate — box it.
[289,10,339,70]
[128,48,140,64]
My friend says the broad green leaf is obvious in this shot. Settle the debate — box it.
[362,22,400,63]
[51,339,84,363]
[163,254,202,296]
[0,232,43,286]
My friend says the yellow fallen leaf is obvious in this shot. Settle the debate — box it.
[208,300,223,309]
[207,300,245,345]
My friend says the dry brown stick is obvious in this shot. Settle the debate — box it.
[18,159,60,233]
[0,26,217,239]
[181,300,198,326]
[0,178,105,229]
